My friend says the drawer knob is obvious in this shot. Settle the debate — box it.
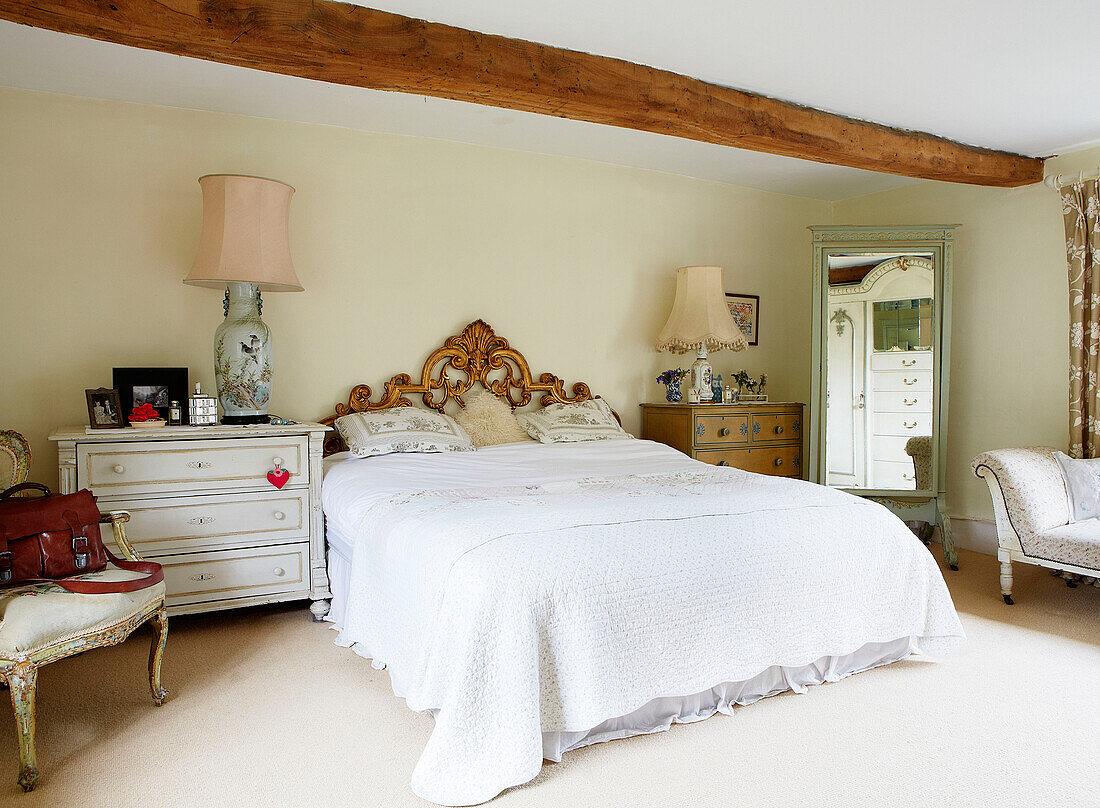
[774,425,784,434]
[719,427,730,437]
[112,464,125,474]
[187,516,215,526]
[186,460,213,469]
[273,566,286,577]
[794,456,800,467]
[273,511,286,521]
[189,572,215,582]
[272,456,284,467]
[717,461,729,466]
[774,458,783,466]
[904,378,917,385]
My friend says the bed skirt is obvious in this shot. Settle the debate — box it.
[541,636,914,762]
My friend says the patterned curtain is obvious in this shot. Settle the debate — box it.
[1062,178,1100,458]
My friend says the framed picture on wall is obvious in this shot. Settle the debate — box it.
[725,293,759,346]
[113,367,189,424]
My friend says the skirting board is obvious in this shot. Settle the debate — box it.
[930,516,997,557]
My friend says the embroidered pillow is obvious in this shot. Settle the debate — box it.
[335,407,475,458]
[518,398,631,443]
[1052,451,1100,522]
[453,390,533,447]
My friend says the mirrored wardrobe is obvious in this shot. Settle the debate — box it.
[809,226,958,569]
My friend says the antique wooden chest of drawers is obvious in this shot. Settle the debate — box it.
[640,402,805,478]
[50,422,331,618]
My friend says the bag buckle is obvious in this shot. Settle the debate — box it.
[0,551,11,584]
[72,535,89,571]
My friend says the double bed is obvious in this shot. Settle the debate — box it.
[318,320,964,806]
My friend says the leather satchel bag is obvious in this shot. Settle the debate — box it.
[0,483,163,594]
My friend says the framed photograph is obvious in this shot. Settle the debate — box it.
[725,293,760,346]
[113,367,189,424]
[85,388,125,429]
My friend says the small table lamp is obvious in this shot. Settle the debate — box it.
[655,265,747,402]
[184,174,303,424]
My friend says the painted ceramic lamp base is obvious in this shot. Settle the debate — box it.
[215,282,273,424]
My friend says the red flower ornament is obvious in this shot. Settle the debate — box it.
[129,402,163,422]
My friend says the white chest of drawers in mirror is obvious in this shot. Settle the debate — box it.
[869,350,932,488]
[50,422,331,619]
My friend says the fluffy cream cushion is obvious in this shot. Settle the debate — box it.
[454,391,532,447]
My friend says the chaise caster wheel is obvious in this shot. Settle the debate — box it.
[950,564,958,571]
[1002,594,1014,605]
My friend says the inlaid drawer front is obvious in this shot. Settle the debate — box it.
[695,445,800,476]
[872,370,932,392]
[870,352,932,372]
[873,412,932,437]
[159,543,310,607]
[80,437,308,496]
[106,489,308,554]
[749,412,801,444]
[873,460,918,488]
[693,414,750,447]
[875,391,932,413]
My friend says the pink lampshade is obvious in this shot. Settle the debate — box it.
[184,174,303,292]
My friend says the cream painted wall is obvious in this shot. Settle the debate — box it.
[0,87,829,485]
[835,144,1100,522]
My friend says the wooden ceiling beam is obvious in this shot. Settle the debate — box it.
[0,0,1045,187]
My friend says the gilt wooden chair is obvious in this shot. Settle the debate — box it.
[0,431,31,492]
[0,510,169,792]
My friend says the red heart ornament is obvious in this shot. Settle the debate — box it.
[267,468,290,489]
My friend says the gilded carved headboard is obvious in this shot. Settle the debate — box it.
[319,319,604,456]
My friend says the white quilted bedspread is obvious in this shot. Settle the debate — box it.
[324,440,964,805]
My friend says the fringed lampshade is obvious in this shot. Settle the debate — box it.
[656,265,747,401]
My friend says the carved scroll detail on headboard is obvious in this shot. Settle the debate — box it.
[320,319,596,456]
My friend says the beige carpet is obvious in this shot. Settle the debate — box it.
[2,548,1098,808]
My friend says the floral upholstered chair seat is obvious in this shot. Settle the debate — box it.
[972,447,1100,604]
[0,512,169,792]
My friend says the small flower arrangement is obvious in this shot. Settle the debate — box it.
[732,370,768,397]
[656,368,689,387]
[657,368,689,403]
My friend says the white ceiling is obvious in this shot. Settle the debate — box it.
[2,1,1098,201]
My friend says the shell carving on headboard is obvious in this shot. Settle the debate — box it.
[320,319,599,456]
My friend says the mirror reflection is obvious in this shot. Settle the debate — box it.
[825,253,934,490]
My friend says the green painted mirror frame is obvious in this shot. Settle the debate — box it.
[809,225,959,569]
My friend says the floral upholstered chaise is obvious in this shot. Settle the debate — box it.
[972,447,1100,604]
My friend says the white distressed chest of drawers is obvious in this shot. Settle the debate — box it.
[49,422,331,619]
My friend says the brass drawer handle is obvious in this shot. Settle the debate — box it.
[904,398,916,406]
[903,421,916,429]
[773,458,783,466]
[903,473,914,481]
[187,516,216,525]
[719,427,730,437]
[903,378,917,386]
[717,460,729,466]
[902,359,916,367]
[774,425,784,434]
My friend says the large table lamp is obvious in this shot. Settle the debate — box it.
[184,174,303,424]
[655,265,747,402]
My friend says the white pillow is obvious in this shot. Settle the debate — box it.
[335,407,475,458]
[1052,451,1100,522]
[453,390,533,447]
[518,398,631,443]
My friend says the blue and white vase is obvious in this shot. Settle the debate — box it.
[213,282,272,424]
[664,382,683,403]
